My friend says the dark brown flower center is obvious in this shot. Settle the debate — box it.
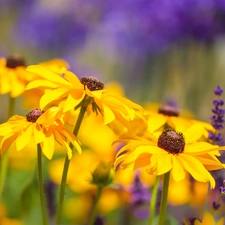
[158,105,179,117]
[157,129,185,154]
[80,76,104,91]
[26,109,44,123]
[6,54,26,68]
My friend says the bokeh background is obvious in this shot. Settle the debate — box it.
[1,0,225,122]
[1,1,225,225]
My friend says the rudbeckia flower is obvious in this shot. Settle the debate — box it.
[146,104,215,140]
[115,124,225,188]
[25,65,144,126]
[0,108,81,159]
[0,54,30,97]
[0,54,69,99]
[21,58,69,109]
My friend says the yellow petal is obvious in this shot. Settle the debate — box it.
[178,154,215,188]
[63,93,84,113]
[185,142,222,155]
[25,79,57,90]
[147,114,167,133]
[61,128,82,154]
[42,128,55,159]
[16,124,33,151]
[63,71,83,88]
[0,133,18,154]
[217,217,224,225]
[148,152,172,175]
[33,124,45,144]
[40,88,70,109]
[184,123,205,144]
[51,129,72,159]
[201,212,215,225]
[102,103,115,125]
[171,155,185,182]
[27,65,71,86]
[134,153,151,169]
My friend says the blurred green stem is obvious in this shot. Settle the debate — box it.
[89,186,103,225]
[158,171,170,225]
[0,96,15,197]
[149,176,160,225]
[37,144,49,225]
[56,95,90,225]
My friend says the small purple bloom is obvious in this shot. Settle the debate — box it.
[214,86,224,96]
[128,172,150,219]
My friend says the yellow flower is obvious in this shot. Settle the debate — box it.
[0,55,31,97]
[0,108,81,159]
[25,65,144,126]
[21,59,69,109]
[0,55,69,99]
[194,212,224,225]
[146,104,215,140]
[115,124,225,188]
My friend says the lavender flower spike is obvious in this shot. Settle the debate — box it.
[208,86,225,145]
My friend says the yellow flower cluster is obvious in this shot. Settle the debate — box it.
[0,55,225,224]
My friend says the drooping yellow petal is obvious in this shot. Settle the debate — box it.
[0,133,18,154]
[134,153,151,169]
[60,128,82,154]
[52,128,72,159]
[102,103,115,125]
[184,123,205,144]
[40,88,70,109]
[148,152,172,175]
[33,124,45,144]
[42,128,55,159]
[25,79,58,90]
[178,154,215,188]
[194,154,225,170]
[171,155,185,182]
[16,124,33,151]
[63,92,84,113]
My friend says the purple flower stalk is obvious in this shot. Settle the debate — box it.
[128,172,150,219]
[208,86,225,145]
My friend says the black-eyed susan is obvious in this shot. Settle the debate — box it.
[0,54,69,99]
[146,104,215,140]
[25,65,144,126]
[0,54,30,97]
[0,108,81,159]
[21,59,69,109]
[115,123,225,188]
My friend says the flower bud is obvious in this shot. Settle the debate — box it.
[91,161,114,188]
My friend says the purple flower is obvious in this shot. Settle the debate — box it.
[127,172,150,219]
[208,86,225,145]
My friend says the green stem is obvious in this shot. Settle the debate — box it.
[89,186,103,225]
[149,176,160,225]
[8,96,15,118]
[158,171,170,225]
[56,96,90,225]
[37,144,49,225]
[0,96,15,197]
